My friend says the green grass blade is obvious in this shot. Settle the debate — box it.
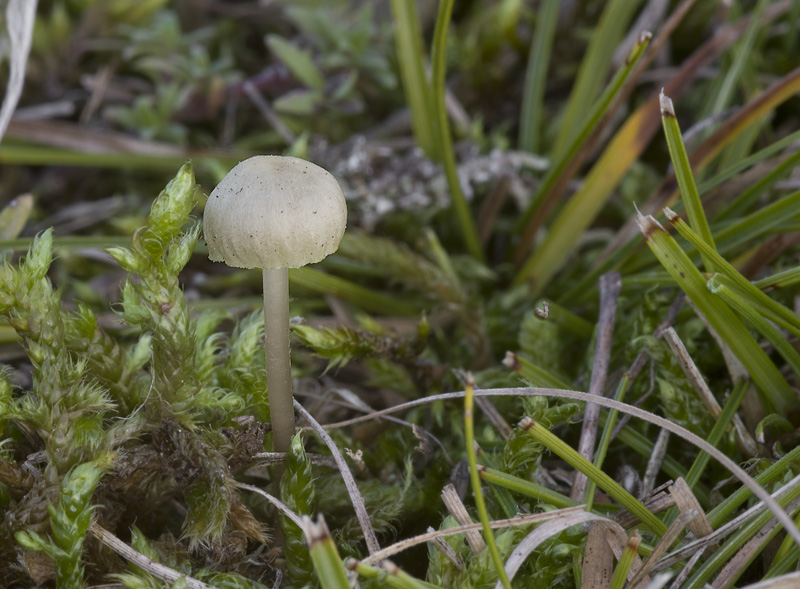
[663,380,748,527]
[684,479,800,589]
[609,531,640,589]
[289,267,419,316]
[430,0,484,261]
[520,418,667,536]
[755,266,800,291]
[503,352,571,389]
[518,0,559,153]
[584,374,630,511]
[303,516,351,589]
[714,189,800,255]
[665,208,800,339]
[389,0,436,158]
[349,559,441,589]
[514,32,652,260]
[660,91,716,272]
[709,278,800,378]
[637,212,796,414]
[707,443,800,529]
[550,0,642,162]
[697,127,800,198]
[701,0,767,122]
[478,466,578,509]
[716,147,800,222]
[465,376,511,589]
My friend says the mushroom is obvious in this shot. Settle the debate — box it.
[204,155,347,456]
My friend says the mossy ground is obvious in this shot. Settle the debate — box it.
[1,1,800,587]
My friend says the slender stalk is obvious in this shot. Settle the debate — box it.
[263,267,294,454]
[464,376,511,588]
[431,0,484,261]
[609,531,640,589]
[518,0,559,153]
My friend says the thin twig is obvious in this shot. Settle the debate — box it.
[441,483,485,554]
[572,272,621,501]
[234,482,304,529]
[611,293,684,439]
[654,473,800,572]
[253,451,339,469]
[642,429,670,496]
[360,506,585,566]
[663,327,757,456]
[293,399,381,555]
[242,80,296,144]
[89,523,213,589]
[314,387,800,549]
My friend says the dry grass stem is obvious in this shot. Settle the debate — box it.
[669,478,714,542]
[361,506,585,566]
[629,510,696,588]
[581,522,613,589]
[712,495,800,588]
[441,483,486,554]
[318,387,800,548]
[663,327,757,456]
[294,399,381,555]
[88,523,214,589]
[668,549,704,588]
[642,429,670,496]
[655,474,800,573]
[572,272,622,501]
[234,482,304,529]
[427,526,464,570]
[612,481,676,529]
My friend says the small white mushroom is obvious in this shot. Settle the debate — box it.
[204,155,347,457]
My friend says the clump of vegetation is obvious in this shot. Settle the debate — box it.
[1,0,800,587]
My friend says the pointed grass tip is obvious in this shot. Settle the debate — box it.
[302,515,332,547]
[635,209,666,240]
[659,89,676,118]
[663,207,680,224]
[502,351,520,371]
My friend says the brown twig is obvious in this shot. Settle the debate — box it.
[234,481,304,529]
[89,523,213,589]
[293,399,381,555]
[360,506,585,567]
[571,272,621,501]
[313,387,800,549]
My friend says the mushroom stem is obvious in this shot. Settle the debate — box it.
[262,267,294,455]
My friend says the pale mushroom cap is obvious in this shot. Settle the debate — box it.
[204,156,347,269]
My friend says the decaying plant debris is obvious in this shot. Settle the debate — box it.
[2,1,800,587]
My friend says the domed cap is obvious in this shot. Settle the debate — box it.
[204,156,347,270]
